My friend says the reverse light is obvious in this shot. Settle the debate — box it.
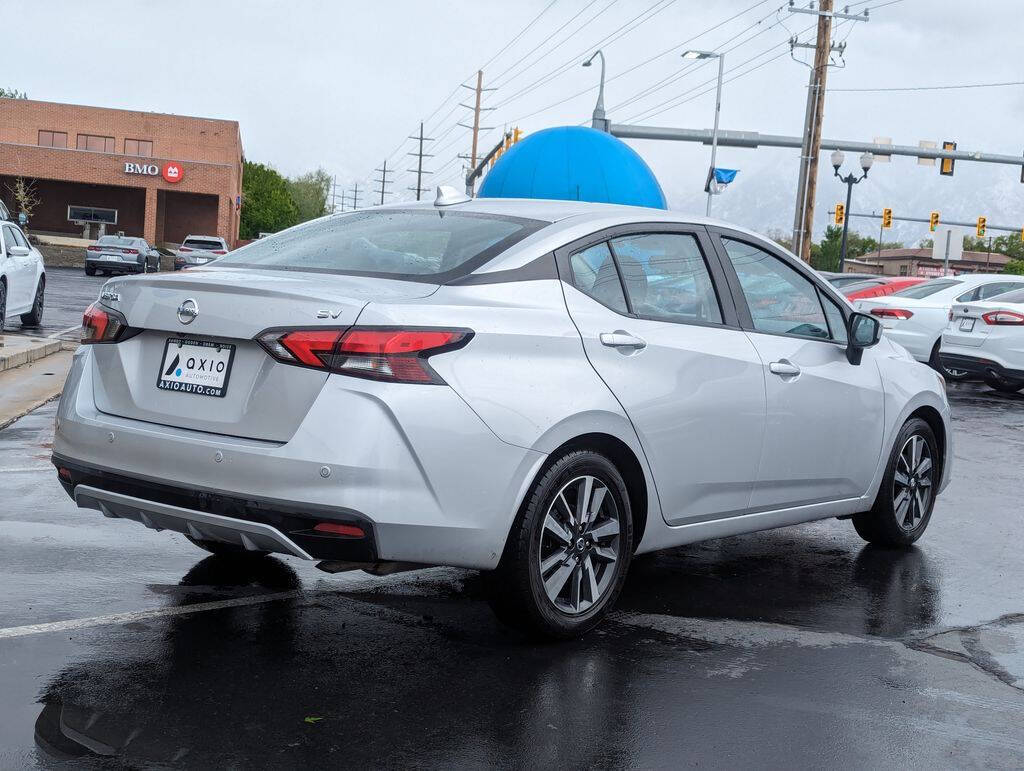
[81,302,132,344]
[870,308,914,320]
[982,310,1024,325]
[256,327,473,384]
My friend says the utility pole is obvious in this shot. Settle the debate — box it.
[407,121,434,201]
[349,182,361,211]
[373,160,394,205]
[330,175,343,213]
[458,71,495,193]
[789,0,868,262]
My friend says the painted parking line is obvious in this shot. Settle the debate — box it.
[48,324,83,339]
[0,467,52,473]
[0,590,304,640]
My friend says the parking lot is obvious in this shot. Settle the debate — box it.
[1,267,105,339]
[1,358,1022,765]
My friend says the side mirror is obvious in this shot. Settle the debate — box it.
[846,312,882,365]
[8,245,30,257]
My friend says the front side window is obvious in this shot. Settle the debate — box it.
[609,233,722,324]
[38,130,67,148]
[569,242,628,314]
[723,238,830,340]
[77,134,115,153]
[3,225,19,254]
[216,210,545,280]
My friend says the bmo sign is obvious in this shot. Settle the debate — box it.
[124,161,184,184]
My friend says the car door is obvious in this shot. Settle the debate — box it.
[2,224,34,311]
[713,232,885,511]
[557,225,767,526]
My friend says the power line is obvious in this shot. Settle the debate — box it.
[829,80,1024,93]
[480,0,560,71]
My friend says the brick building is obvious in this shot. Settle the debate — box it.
[0,99,243,247]
[870,248,1011,277]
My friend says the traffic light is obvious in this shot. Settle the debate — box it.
[834,203,845,225]
[882,208,893,228]
[940,141,956,176]
[977,216,987,238]
[929,211,940,232]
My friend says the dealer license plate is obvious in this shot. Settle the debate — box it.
[157,338,235,398]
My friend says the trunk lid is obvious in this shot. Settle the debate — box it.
[90,268,438,441]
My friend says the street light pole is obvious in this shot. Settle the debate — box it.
[582,51,608,132]
[682,50,724,216]
[831,150,873,272]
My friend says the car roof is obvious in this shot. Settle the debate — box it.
[184,234,225,241]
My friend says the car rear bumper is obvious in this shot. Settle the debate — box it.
[939,352,1024,382]
[86,258,141,273]
[881,325,932,361]
[52,347,544,570]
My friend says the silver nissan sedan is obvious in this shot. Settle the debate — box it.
[52,191,952,638]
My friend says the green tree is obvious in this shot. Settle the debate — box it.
[1004,259,1024,276]
[287,168,331,223]
[239,161,299,239]
[0,87,27,99]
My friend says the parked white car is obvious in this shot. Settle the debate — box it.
[174,235,229,270]
[942,286,1024,393]
[854,274,1024,377]
[0,220,45,329]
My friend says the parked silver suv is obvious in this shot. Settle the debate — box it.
[174,235,229,270]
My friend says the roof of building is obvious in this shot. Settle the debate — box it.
[874,248,1011,265]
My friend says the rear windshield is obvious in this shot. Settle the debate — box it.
[841,280,885,293]
[96,236,141,247]
[184,238,225,250]
[215,209,546,281]
[891,278,961,299]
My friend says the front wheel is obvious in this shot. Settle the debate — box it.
[485,450,633,639]
[983,375,1024,394]
[20,277,44,326]
[852,417,939,547]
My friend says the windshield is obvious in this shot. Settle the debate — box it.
[216,209,546,280]
[891,278,961,299]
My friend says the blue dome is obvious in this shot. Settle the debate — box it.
[478,126,666,209]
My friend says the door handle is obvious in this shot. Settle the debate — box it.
[600,332,646,349]
[769,359,801,377]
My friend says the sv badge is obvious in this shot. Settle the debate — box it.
[316,309,344,319]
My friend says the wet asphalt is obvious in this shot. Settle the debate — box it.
[2,267,107,339]
[1,382,1023,766]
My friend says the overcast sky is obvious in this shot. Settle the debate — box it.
[6,0,1023,232]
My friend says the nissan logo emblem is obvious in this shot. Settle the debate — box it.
[177,298,199,325]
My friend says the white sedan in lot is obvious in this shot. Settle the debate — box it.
[853,274,1024,377]
[0,220,45,328]
[942,286,1024,393]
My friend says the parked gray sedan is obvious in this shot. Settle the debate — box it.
[85,235,159,276]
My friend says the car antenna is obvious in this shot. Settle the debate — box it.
[434,185,471,207]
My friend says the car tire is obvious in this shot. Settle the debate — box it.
[484,450,633,639]
[184,535,269,557]
[85,265,97,276]
[983,375,1024,394]
[20,276,44,326]
[852,417,939,547]
[929,341,969,381]
[0,280,6,329]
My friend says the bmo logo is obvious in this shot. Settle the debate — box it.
[123,161,184,184]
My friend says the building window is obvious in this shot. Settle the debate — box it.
[38,130,68,148]
[124,138,153,157]
[899,265,908,276]
[76,134,115,153]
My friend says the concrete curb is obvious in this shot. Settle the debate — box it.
[0,336,64,373]
[0,348,75,431]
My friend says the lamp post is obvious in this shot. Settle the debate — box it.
[832,149,874,272]
[682,50,724,216]
[582,51,608,132]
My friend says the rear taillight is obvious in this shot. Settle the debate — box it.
[87,245,102,252]
[948,309,954,321]
[256,327,473,384]
[211,250,226,255]
[870,308,913,320]
[81,302,132,344]
[982,310,1024,325]
[179,246,193,252]
[121,248,139,255]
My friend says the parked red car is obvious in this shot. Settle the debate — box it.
[842,277,927,301]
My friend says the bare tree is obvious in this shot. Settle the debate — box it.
[7,177,41,223]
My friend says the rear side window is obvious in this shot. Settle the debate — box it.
[893,279,960,299]
[216,210,546,280]
[988,287,1024,304]
[609,233,722,324]
[723,238,830,340]
[569,242,628,314]
[975,281,1024,301]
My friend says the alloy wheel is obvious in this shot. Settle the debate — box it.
[893,434,933,531]
[0,283,6,329]
[537,475,621,615]
[33,283,44,319]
